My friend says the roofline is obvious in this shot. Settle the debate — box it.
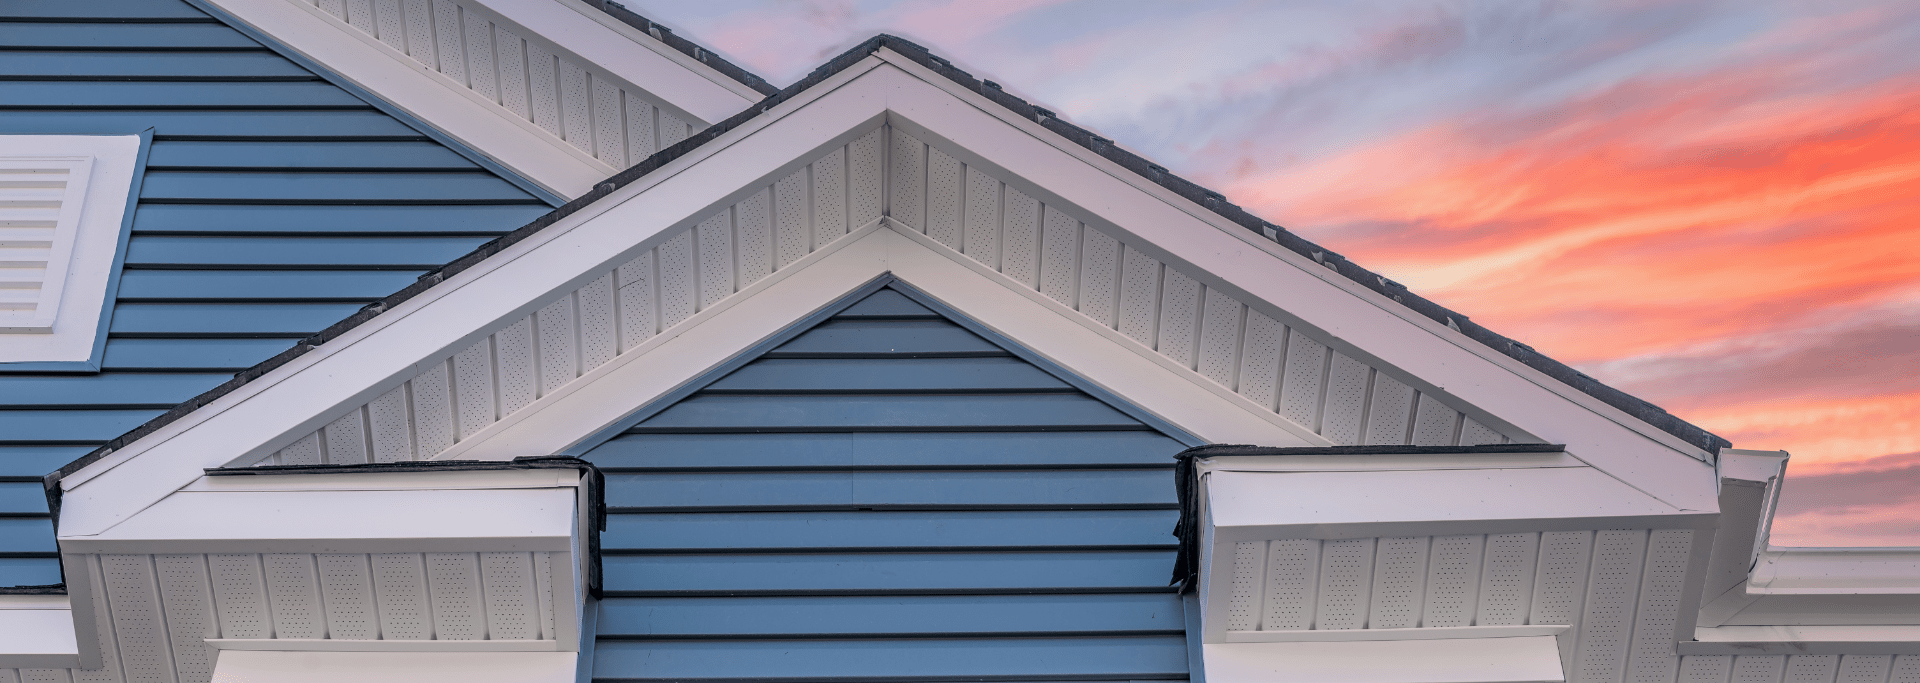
[575,0,780,98]
[49,33,1726,500]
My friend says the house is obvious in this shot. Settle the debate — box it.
[1,1,1914,682]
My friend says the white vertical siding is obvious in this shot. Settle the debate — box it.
[306,0,702,169]
[258,135,884,466]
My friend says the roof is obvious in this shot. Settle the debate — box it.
[47,33,1729,503]
[574,0,779,98]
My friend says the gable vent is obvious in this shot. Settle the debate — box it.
[0,157,92,333]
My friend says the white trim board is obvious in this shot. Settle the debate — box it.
[58,56,1716,547]
[209,649,577,683]
[0,134,142,362]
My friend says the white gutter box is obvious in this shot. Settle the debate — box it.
[210,650,576,683]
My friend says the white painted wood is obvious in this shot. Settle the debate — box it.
[153,554,216,683]
[1225,624,1567,643]
[203,639,557,652]
[495,315,538,415]
[772,167,811,269]
[1156,268,1202,369]
[1321,352,1371,446]
[1364,373,1416,446]
[1077,227,1121,329]
[961,166,1000,268]
[1412,393,1462,446]
[925,146,964,250]
[1117,246,1162,347]
[1368,537,1430,629]
[1683,655,1736,683]
[889,128,927,231]
[208,650,574,683]
[1204,636,1566,683]
[1421,535,1483,628]
[70,488,576,555]
[480,553,538,640]
[736,188,774,287]
[263,554,325,639]
[1197,287,1244,388]
[1315,538,1375,630]
[317,554,378,640]
[1039,205,1080,307]
[847,127,885,227]
[1576,529,1650,683]
[1477,533,1539,627]
[535,296,577,396]
[999,186,1041,289]
[695,210,734,309]
[367,385,414,463]
[577,273,617,372]
[411,361,456,458]
[1734,655,1788,683]
[452,338,496,440]
[372,554,432,640]
[0,136,139,359]
[1263,540,1321,632]
[814,147,849,247]
[1279,329,1329,429]
[615,250,657,351]
[1226,542,1265,632]
[1629,530,1695,683]
[425,553,485,640]
[209,554,271,639]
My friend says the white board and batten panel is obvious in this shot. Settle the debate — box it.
[1219,529,1715,683]
[295,0,700,170]
[882,129,1522,447]
[37,551,565,683]
[253,129,888,467]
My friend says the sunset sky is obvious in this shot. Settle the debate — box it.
[645,0,1920,546]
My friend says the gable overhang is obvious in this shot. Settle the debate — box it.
[198,0,762,199]
[54,47,1721,549]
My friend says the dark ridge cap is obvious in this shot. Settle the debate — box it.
[49,33,1723,503]
[574,0,780,98]
[1178,443,1567,458]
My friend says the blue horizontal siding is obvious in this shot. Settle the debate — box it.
[603,551,1177,596]
[0,51,313,79]
[140,171,538,203]
[0,82,367,109]
[589,432,1186,470]
[126,235,494,267]
[132,204,550,234]
[0,2,557,587]
[0,22,258,49]
[586,286,1188,681]
[148,141,479,169]
[118,270,425,301]
[0,111,425,138]
[599,594,1185,638]
[604,510,1180,552]
[606,470,1176,510]
[0,373,228,407]
[595,636,1189,682]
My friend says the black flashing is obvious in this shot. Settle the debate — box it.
[50,33,1725,509]
[574,1,779,97]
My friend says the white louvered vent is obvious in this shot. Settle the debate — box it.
[297,0,700,171]
[0,157,89,331]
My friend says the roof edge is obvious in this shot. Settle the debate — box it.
[49,32,1725,499]
[576,0,780,98]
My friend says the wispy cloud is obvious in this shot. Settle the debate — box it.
[640,0,1920,544]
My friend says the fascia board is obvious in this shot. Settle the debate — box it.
[1206,467,1709,541]
[1194,451,1586,472]
[1681,625,1920,655]
[866,48,1717,512]
[62,487,574,554]
[0,608,80,669]
[1750,548,1920,595]
[1202,637,1565,683]
[459,224,1320,460]
[490,0,763,113]
[1224,625,1568,644]
[53,57,890,538]
[202,0,609,199]
[208,638,560,651]
[209,650,576,683]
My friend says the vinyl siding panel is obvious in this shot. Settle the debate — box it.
[0,1,550,591]
[585,285,1192,682]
